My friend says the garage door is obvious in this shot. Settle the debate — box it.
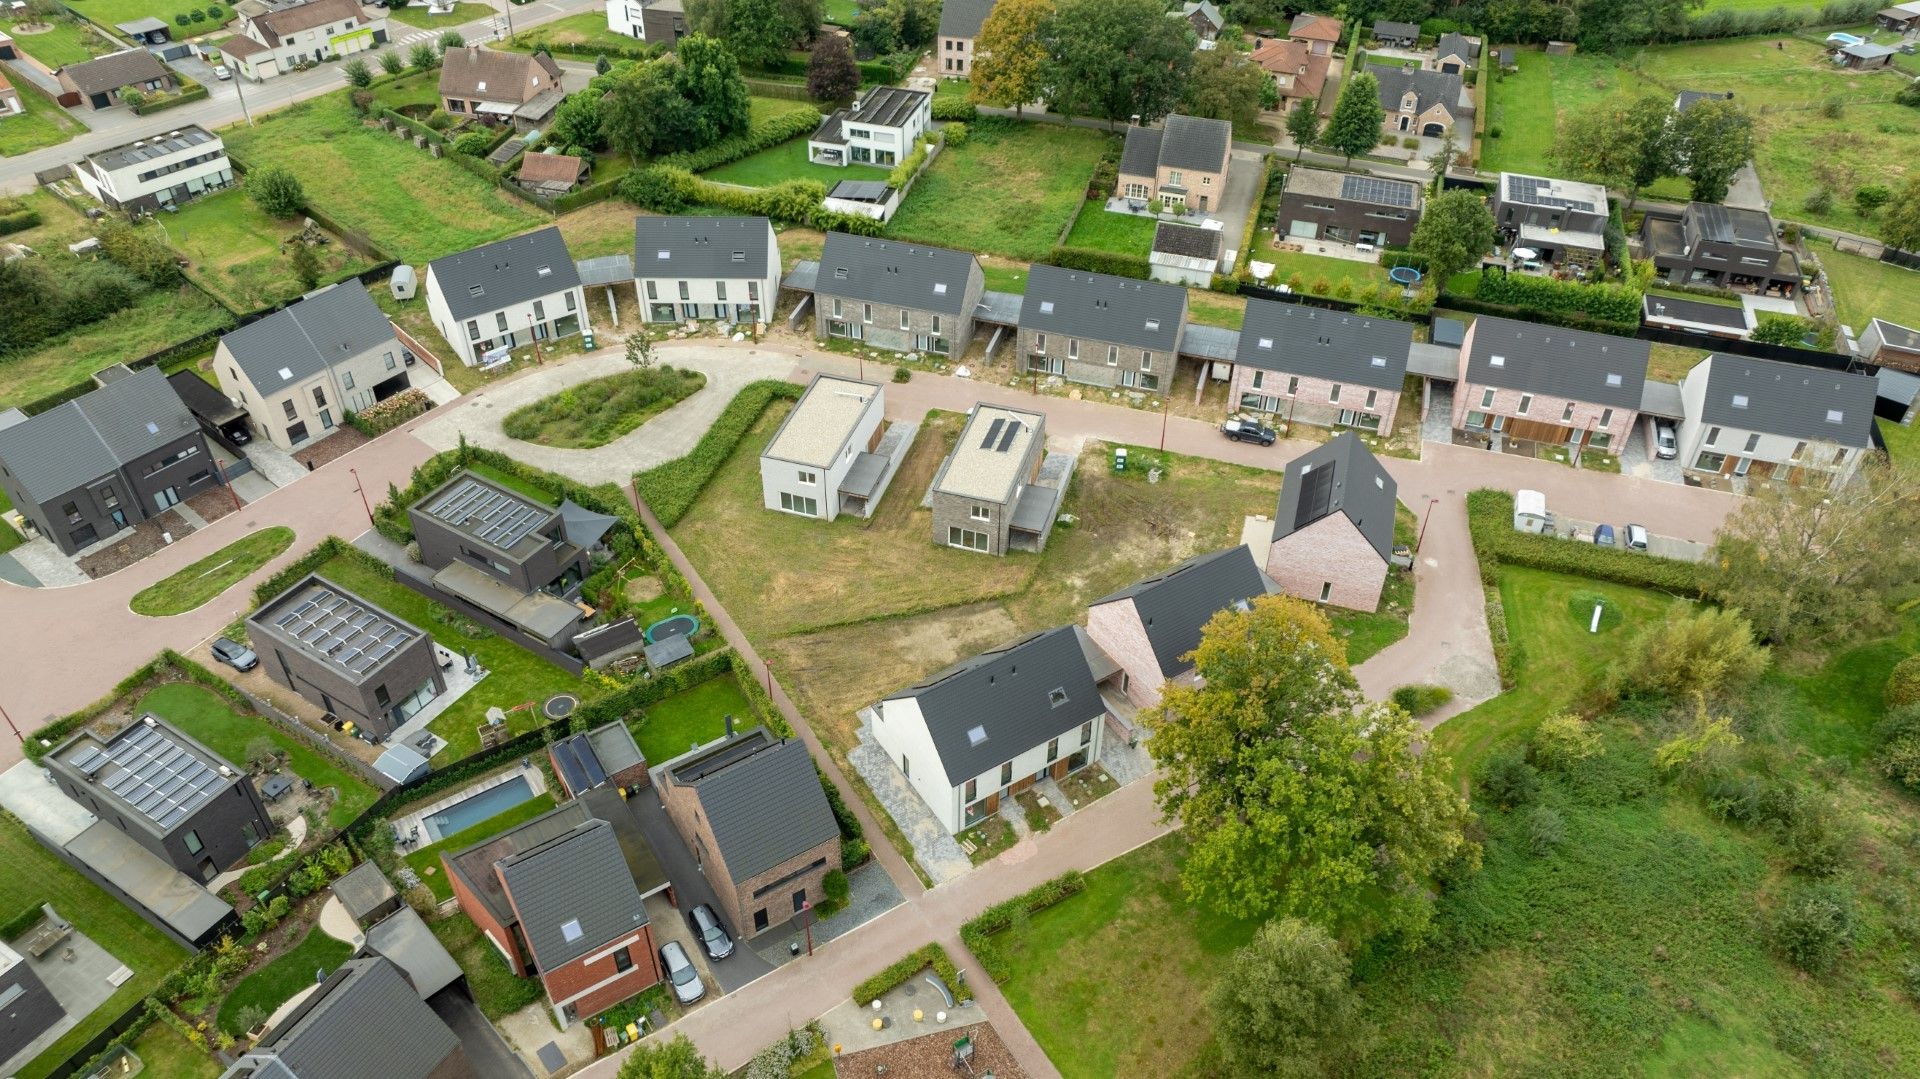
[1287,219,1319,240]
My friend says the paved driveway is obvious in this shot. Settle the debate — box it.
[627,794,777,994]
[1215,153,1266,269]
[431,986,535,1079]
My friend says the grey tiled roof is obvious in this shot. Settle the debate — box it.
[1272,432,1397,560]
[1120,114,1231,176]
[1463,314,1648,409]
[1368,63,1464,115]
[1018,263,1186,352]
[1092,546,1273,677]
[497,817,650,970]
[884,626,1105,787]
[248,958,459,1079]
[1435,32,1478,59]
[60,49,168,95]
[633,216,774,281]
[1643,294,1748,330]
[427,226,579,323]
[0,366,198,504]
[818,232,977,316]
[1152,221,1224,260]
[939,0,997,38]
[1235,298,1412,390]
[1373,19,1419,37]
[675,731,839,884]
[1118,126,1163,179]
[220,283,396,394]
[444,801,593,929]
[1697,354,1876,448]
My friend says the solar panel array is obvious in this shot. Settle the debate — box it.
[1504,174,1598,213]
[1341,174,1417,208]
[552,734,610,794]
[1294,463,1338,530]
[979,416,1021,453]
[68,722,223,831]
[424,478,547,551]
[275,586,412,677]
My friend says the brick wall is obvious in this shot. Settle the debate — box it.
[1265,515,1387,611]
[1232,368,1401,431]
[813,293,973,357]
[1085,599,1163,708]
[444,856,527,976]
[1451,381,1636,450]
[537,926,661,1022]
[731,838,840,938]
[1018,329,1170,391]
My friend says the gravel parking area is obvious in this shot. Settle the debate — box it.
[292,427,371,471]
[851,719,971,884]
[749,861,904,969]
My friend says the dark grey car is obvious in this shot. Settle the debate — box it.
[688,904,735,961]
[658,940,705,1005]
[211,637,258,672]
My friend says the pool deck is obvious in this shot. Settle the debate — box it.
[389,764,549,847]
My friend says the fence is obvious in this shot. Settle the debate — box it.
[43,998,151,1079]
[1834,235,1920,272]
[1634,323,1863,372]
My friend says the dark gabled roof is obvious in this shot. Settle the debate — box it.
[1120,115,1231,177]
[818,232,977,316]
[1092,546,1272,677]
[331,862,396,923]
[1435,31,1479,58]
[220,282,396,393]
[444,801,594,929]
[883,626,1105,787]
[848,85,930,128]
[1674,89,1732,112]
[1272,432,1397,560]
[497,817,649,970]
[1118,125,1164,178]
[427,226,579,323]
[1018,263,1185,352]
[634,216,774,281]
[1368,63,1463,115]
[667,730,839,885]
[1373,19,1420,37]
[60,50,168,95]
[248,958,459,1079]
[939,0,997,38]
[1697,354,1876,449]
[1152,221,1224,260]
[0,366,198,504]
[1463,314,1648,409]
[1683,202,1779,249]
[1235,298,1412,390]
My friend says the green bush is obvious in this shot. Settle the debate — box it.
[1875,702,1920,794]
[1045,245,1150,281]
[1390,684,1453,716]
[822,869,850,905]
[1886,655,1920,710]
[891,366,911,383]
[0,903,47,942]
[932,96,977,122]
[1466,490,1706,595]
[840,836,870,868]
[851,943,974,1006]
[1478,750,1541,810]
[1472,270,1643,324]
[888,136,934,189]
[635,381,803,526]
[0,207,42,236]
[251,536,352,607]
[1772,881,1857,973]
[959,871,1087,982]
[655,107,822,172]
[1521,805,1566,855]
[1530,713,1602,772]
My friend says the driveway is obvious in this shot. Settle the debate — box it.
[431,985,535,1079]
[1215,152,1266,269]
[626,793,778,994]
[411,342,800,485]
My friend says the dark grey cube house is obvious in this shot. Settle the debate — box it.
[0,940,64,1067]
[249,574,446,741]
[44,714,272,884]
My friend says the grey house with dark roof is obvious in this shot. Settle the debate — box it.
[1276,165,1424,248]
[425,226,585,366]
[248,574,445,741]
[813,232,985,357]
[1231,299,1414,432]
[1018,263,1187,391]
[0,366,216,555]
[1450,314,1649,455]
[1642,202,1799,298]
[220,957,471,1079]
[656,729,841,937]
[1117,114,1233,212]
[1491,172,1610,269]
[1368,63,1469,138]
[808,85,932,167]
[215,282,413,451]
[633,216,780,325]
[0,941,64,1069]
[1678,354,1876,491]
[872,625,1108,833]
[1265,432,1398,611]
[1087,546,1277,707]
[55,49,173,109]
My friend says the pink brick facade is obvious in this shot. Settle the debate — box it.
[1117,162,1229,213]
[1449,380,1636,451]
[937,35,977,75]
[444,852,527,975]
[1231,367,1402,432]
[1085,598,1163,708]
[1266,514,1387,612]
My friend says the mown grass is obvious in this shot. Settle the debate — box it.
[1060,206,1160,257]
[885,121,1112,260]
[492,10,644,52]
[130,527,296,616]
[128,1022,220,1078]
[0,287,233,410]
[170,191,374,314]
[217,926,354,1034]
[429,912,546,1018]
[0,69,87,156]
[629,672,757,763]
[1808,237,1920,332]
[0,16,117,68]
[404,792,559,902]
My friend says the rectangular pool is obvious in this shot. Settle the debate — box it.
[424,774,536,842]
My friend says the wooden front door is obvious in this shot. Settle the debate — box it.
[1051,759,1070,780]
[1010,775,1037,796]
[982,792,999,815]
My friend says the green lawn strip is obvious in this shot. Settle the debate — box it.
[387,2,492,29]
[65,0,234,32]
[1061,206,1160,257]
[1808,237,1920,331]
[1256,240,1394,291]
[129,1022,221,1078]
[0,69,88,156]
[885,121,1111,260]
[464,460,558,502]
[1648,341,1711,383]
[130,527,296,617]
[0,518,24,556]
[311,555,585,761]
[136,683,379,829]
[1879,417,1920,473]
[0,287,233,411]
[1325,505,1418,663]
[982,263,1029,293]
[500,366,707,448]
[429,912,545,1018]
[1184,288,1244,330]
[217,926,354,1034]
[0,17,115,68]
[493,10,645,53]
[628,674,756,763]
[0,815,189,1079]
[403,793,559,902]
[170,190,372,313]
[700,138,892,189]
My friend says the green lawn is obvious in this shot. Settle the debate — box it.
[0,16,117,68]
[221,93,548,265]
[1061,206,1160,257]
[136,683,380,829]
[403,791,558,901]
[823,0,860,25]
[1809,237,1920,331]
[1184,287,1245,329]
[493,10,645,53]
[1325,504,1417,663]
[1648,341,1711,383]
[0,70,88,156]
[1255,239,1396,293]
[64,0,236,34]
[171,191,376,313]
[370,69,445,113]
[701,138,892,189]
[128,1022,220,1078]
[429,912,545,1018]
[982,262,1028,293]
[1478,48,1691,203]
[311,554,586,761]
[0,483,24,553]
[0,815,189,1079]
[629,673,757,764]
[500,366,706,448]
[0,287,233,411]
[885,121,1113,260]
[388,2,492,29]
[1879,417,1920,472]
[130,527,296,617]
[217,926,354,1034]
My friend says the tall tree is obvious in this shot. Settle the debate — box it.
[1672,97,1753,204]
[1210,919,1363,1079]
[1428,128,1460,193]
[1146,596,1476,940]
[1180,47,1270,132]
[670,35,753,144]
[1410,188,1496,283]
[1550,93,1674,206]
[603,61,695,158]
[1322,70,1383,165]
[806,32,859,102]
[1285,99,1320,160]
[1881,175,1920,253]
[969,0,1051,115]
[685,0,819,68]
[551,91,605,151]
[616,1034,727,1079]
[1041,0,1192,126]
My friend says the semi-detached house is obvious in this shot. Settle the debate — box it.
[633,215,779,325]
[1451,314,1649,456]
[74,125,233,213]
[214,282,409,451]
[1677,354,1876,491]
[222,0,387,82]
[1231,299,1413,433]
[1087,545,1276,709]
[426,226,586,366]
[813,232,984,358]
[1018,263,1186,392]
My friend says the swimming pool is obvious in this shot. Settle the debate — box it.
[424,774,535,842]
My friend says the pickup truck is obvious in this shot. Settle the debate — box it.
[1220,417,1277,446]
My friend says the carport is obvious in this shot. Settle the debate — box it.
[1180,323,1241,404]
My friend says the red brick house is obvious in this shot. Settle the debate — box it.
[1265,433,1398,612]
[1086,546,1276,709]
[1289,13,1343,56]
[1449,314,1649,457]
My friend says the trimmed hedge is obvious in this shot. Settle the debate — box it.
[887,136,934,190]
[851,943,973,1006]
[1469,269,1643,325]
[1045,245,1151,281]
[0,207,42,236]
[1466,489,1706,595]
[635,380,803,526]
[932,96,977,122]
[133,79,210,115]
[959,870,1088,982]
[0,903,47,942]
[252,535,352,608]
[658,107,822,173]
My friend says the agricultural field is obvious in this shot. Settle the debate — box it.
[885,120,1113,260]
[168,190,374,313]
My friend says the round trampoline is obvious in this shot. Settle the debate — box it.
[1388,265,1424,286]
[645,614,701,644]
[544,694,578,720]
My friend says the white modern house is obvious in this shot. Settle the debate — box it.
[633,216,780,325]
[759,374,886,521]
[222,0,388,82]
[1676,354,1877,490]
[73,126,233,213]
[606,0,687,45]
[808,85,933,167]
[425,227,587,367]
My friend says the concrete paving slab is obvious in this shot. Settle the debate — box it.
[0,927,123,1077]
[850,722,970,885]
[7,536,86,588]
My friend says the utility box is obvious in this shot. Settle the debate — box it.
[1513,489,1552,534]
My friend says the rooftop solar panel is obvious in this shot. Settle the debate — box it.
[1340,174,1417,208]
[73,719,226,830]
[1294,462,1338,531]
[425,478,550,552]
[269,584,416,678]
[982,417,1005,449]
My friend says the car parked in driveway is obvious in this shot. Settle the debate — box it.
[1654,421,1678,460]
[1625,524,1649,551]
[688,904,734,961]
[211,637,258,671]
[1592,524,1616,546]
[213,64,232,81]
[659,941,705,1004]
[1221,417,1277,445]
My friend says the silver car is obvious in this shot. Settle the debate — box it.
[658,940,704,1005]
[1654,421,1678,460]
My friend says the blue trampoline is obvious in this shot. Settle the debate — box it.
[645,614,700,643]
[1388,265,1423,286]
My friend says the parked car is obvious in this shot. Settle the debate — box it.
[1625,524,1649,551]
[1220,417,1277,446]
[1592,524,1616,546]
[210,637,258,672]
[658,941,705,1005]
[213,64,232,81]
[1654,421,1678,460]
[688,904,735,961]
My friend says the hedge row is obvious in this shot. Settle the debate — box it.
[1437,292,1638,337]
[635,380,803,526]
[1470,269,1643,325]
[959,871,1088,982]
[931,96,977,122]
[851,943,973,1007]
[379,107,449,147]
[133,80,209,116]
[25,648,256,762]
[0,207,41,236]
[1482,566,1516,688]
[887,136,934,190]
[1465,489,1706,595]
[568,648,734,732]
[1046,245,1150,281]
[658,107,822,173]
[0,903,47,942]
[252,535,352,608]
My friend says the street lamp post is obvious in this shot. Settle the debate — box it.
[0,701,22,745]
[349,467,374,526]
[801,900,814,957]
